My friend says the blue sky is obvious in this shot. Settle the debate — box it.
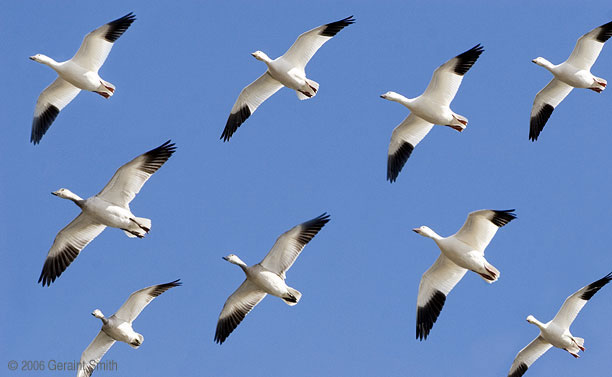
[3,1,612,376]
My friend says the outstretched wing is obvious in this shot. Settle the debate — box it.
[507,336,552,377]
[221,73,283,142]
[260,213,330,278]
[416,254,467,341]
[96,140,176,207]
[387,113,434,182]
[566,20,612,71]
[551,272,612,329]
[281,16,355,70]
[38,213,106,286]
[77,331,116,377]
[71,12,136,71]
[214,280,267,344]
[529,79,573,141]
[453,209,516,251]
[31,78,81,144]
[114,279,182,323]
[422,44,484,106]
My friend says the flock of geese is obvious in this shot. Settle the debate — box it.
[27,11,612,377]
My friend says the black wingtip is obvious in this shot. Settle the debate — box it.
[221,105,251,142]
[387,142,414,183]
[139,140,176,174]
[529,104,554,141]
[453,44,484,75]
[595,20,612,43]
[104,12,136,43]
[294,213,331,246]
[490,209,517,227]
[215,310,245,345]
[150,279,182,297]
[508,362,528,377]
[416,290,446,341]
[31,105,60,145]
[580,272,612,301]
[320,16,355,37]
[37,245,80,287]
[163,278,182,288]
[312,212,331,224]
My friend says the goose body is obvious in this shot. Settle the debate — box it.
[214,213,330,344]
[382,44,484,182]
[38,141,176,286]
[78,280,180,377]
[244,263,293,298]
[29,13,135,144]
[507,273,612,377]
[414,209,516,340]
[529,20,612,141]
[81,196,139,229]
[221,16,355,141]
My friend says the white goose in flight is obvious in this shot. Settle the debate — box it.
[413,209,516,340]
[381,44,484,182]
[507,272,612,377]
[29,12,136,144]
[38,140,176,286]
[221,16,355,141]
[214,213,330,344]
[530,20,612,141]
[77,279,181,377]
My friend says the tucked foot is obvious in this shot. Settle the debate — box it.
[566,350,580,358]
[95,91,110,99]
[122,228,144,238]
[130,218,150,232]
[572,339,585,352]
[478,272,495,281]
[104,85,115,93]
[299,90,313,98]
[307,83,318,93]
[590,87,603,93]
[283,292,298,304]
[448,125,465,132]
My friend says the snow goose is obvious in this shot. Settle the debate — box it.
[77,279,181,377]
[38,140,176,286]
[507,272,612,377]
[413,209,516,340]
[220,16,355,141]
[29,12,136,144]
[214,213,330,344]
[530,20,612,141]
[381,44,484,182]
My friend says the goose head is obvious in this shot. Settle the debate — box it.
[526,315,546,330]
[29,54,44,62]
[251,50,271,63]
[29,54,55,66]
[526,315,537,324]
[223,253,247,267]
[380,91,402,101]
[91,309,105,319]
[531,57,551,68]
[52,188,82,201]
[412,225,438,239]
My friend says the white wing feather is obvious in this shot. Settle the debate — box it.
[77,331,116,377]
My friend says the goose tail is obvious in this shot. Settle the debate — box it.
[282,287,302,306]
[477,261,500,283]
[134,217,151,232]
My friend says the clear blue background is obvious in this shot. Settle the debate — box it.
[2,1,612,376]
